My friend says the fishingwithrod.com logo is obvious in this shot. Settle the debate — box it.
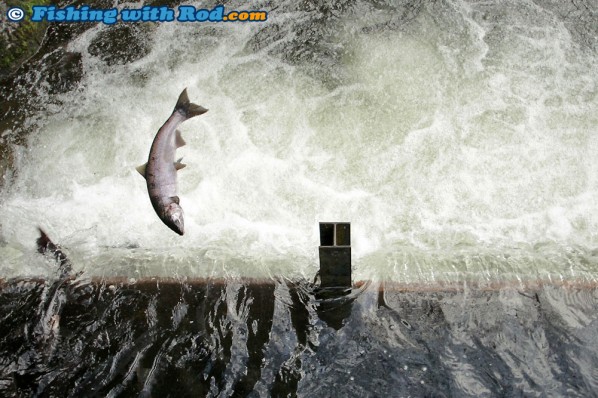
[6,5,267,24]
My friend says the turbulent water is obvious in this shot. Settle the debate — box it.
[2,278,598,397]
[0,0,598,396]
[1,0,598,283]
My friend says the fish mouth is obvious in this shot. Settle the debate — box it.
[164,203,185,235]
[165,218,184,235]
[167,215,184,235]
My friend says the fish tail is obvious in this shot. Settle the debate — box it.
[174,88,208,119]
[36,227,72,275]
[37,227,54,254]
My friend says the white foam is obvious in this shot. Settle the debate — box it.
[1,1,597,281]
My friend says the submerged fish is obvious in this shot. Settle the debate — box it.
[36,227,72,277]
[137,89,208,235]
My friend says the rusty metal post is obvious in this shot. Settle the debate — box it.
[318,222,351,288]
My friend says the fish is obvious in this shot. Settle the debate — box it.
[137,89,208,235]
[37,227,72,278]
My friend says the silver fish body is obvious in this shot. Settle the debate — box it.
[137,89,208,235]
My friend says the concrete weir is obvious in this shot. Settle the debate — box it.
[2,225,596,396]
[1,219,597,394]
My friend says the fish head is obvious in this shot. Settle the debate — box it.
[164,202,185,235]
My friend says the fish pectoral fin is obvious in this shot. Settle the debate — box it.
[176,130,186,148]
[170,196,180,204]
[136,163,147,178]
[175,158,186,171]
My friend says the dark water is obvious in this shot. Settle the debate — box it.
[1,277,597,397]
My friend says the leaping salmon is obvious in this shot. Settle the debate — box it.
[37,228,72,278]
[137,89,208,235]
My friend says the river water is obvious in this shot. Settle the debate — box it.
[0,0,597,396]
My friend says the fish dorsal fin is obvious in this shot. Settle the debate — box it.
[175,158,186,171]
[176,130,186,148]
[170,196,180,204]
[136,163,147,178]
